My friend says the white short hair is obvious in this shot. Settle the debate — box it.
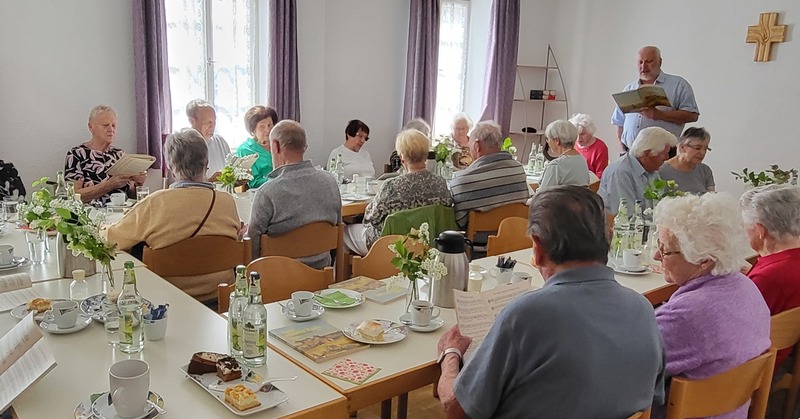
[741,185,800,241]
[88,105,116,123]
[631,127,677,157]
[403,118,431,138]
[568,113,596,136]
[655,193,751,276]
[451,113,474,130]
[470,120,503,148]
[185,99,213,119]
[544,120,578,147]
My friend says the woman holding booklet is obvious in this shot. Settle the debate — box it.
[64,105,147,205]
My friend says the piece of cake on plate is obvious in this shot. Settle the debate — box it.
[187,351,227,374]
[216,356,242,382]
[225,384,262,411]
[356,320,385,342]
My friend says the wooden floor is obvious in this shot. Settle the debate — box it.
[354,385,445,419]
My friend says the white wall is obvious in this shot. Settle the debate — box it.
[0,1,135,190]
[552,0,800,194]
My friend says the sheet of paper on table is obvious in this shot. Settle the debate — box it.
[0,273,40,312]
[0,312,57,412]
[329,276,407,304]
[453,281,533,362]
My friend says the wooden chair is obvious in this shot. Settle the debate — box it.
[627,407,651,419]
[665,348,777,419]
[245,256,334,304]
[259,222,345,282]
[644,284,679,308]
[466,203,529,244]
[769,306,800,419]
[143,236,250,278]
[588,180,600,193]
[217,282,235,314]
[351,235,425,279]
[486,217,530,256]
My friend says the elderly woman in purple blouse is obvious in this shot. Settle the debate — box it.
[651,192,771,418]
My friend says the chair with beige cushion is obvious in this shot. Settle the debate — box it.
[665,348,777,419]
[769,306,800,419]
[486,217,530,257]
[259,222,345,281]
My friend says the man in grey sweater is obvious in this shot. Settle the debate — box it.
[247,120,341,268]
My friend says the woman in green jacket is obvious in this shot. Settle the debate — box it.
[237,106,279,188]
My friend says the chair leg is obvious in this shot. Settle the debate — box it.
[397,393,408,419]
[784,382,799,419]
[380,399,392,419]
[349,411,357,418]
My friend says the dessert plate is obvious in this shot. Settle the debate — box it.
[180,365,289,416]
[409,317,445,333]
[11,298,69,321]
[342,319,407,345]
[0,256,29,271]
[74,391,164,419]
[81,294,153,323]
[281,303,324,322]
[39,313,92,334]
[314,289,364,309]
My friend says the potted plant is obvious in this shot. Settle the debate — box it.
[388,222,447,314]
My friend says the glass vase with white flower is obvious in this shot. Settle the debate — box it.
[388,222,448,314]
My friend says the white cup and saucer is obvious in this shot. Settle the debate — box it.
[616,249,648,273]
[282,291,325,322]
[89,359,160,419]
[0,244,15,266]
[408,300,445,332]
[39,300,92,334]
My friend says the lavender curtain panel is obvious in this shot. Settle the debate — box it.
[402,0,441,125]
[479,0,520,136]
[269,0,300,122]
[133,0,172,169]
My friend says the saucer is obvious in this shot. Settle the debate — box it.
[281,303,324,322]
[613,265,651,276]
[0,256,29,271]
[39,313,92,334]
[85,391,163,419]
[409,317,445,333]
[399,313,413,325]
[106,201,134,209]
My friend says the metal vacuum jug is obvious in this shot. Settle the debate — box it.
[431,231,471,308]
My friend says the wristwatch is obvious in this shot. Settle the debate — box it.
[437,347,463,366]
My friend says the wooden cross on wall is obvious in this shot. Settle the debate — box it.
[746,12,787,62]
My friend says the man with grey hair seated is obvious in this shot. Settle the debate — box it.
[436,186,665,418]
[186,99,231,180]
[448,120,528,229]
[247,120,341,268]
[598,126,677,217]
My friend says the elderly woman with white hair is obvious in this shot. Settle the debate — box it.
[742,185,800,369]
[537,120,590,191]
[658,127,715,195]
[569,113,609,178]
[389,118,432,172]
[651,193,770,418]
[450,113,474,168]
[599,126,676,217]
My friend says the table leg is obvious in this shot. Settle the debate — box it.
[381,399,392,419]
[349,411,357,418]
[397,393,408,419]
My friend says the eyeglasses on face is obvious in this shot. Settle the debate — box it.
[355,133,369,141]
[656,239,682,257]
[685,143,711,152]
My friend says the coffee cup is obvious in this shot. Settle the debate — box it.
[109,359,150,418]
[511,272,532,284]
[622,249,643,270]
[52,300,79,329]
[410,300,441,327]
[0,244,14,265]
[289,291,315,317]
[489,267,513,284]
[110,193,126,206]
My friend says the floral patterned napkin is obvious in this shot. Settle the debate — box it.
[322,358,381,385]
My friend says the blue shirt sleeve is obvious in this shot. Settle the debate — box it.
[672,77,699,113]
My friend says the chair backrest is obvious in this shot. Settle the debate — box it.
[217,282,235,314]
[770,306,800,350]
[143,236,250,278]
[351,235,426,280]
[665,348,777,419]
[381,204,457,239]
[627,407,651,419]
[246,256,334,304]
[466,202,529,242]
[259,222,344,280]
[486,217,530,257]
[588,180,600,193]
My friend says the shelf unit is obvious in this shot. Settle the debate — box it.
[510,45,569,162]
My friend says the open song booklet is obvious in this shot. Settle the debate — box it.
[0,312,58,412]
[612,85,672,113]
[0,273,40,312]
[107,154,157,176]
[453,281,534,362]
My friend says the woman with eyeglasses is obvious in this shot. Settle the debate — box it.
[649,193,770,418]
[657,127,714,194]
[327,119,375,182]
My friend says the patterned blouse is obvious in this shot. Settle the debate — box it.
[363,169,453,248]
[0,160,26,198]
[64,144,128,205]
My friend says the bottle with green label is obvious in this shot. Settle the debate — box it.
[117,261,144,353]
[241,272,267,367]
[228,265,249,358]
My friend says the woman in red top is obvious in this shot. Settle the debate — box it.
[741,184,800,368]
[569,113,609,179]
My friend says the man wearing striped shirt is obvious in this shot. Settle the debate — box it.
[448,120,529,229]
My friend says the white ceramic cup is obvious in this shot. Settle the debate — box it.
[511,272,532,284]
[489,267,513,284]
[410,300,441,327]
[109,193,126,206]
[52,300,79,329]
[290,291,315,317]
[109,359,150,419]
[143,315,167,341]
[622,249,644,269]
[0,244,14,265]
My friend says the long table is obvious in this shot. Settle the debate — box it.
[2,267,348,418]
[234,193,371,222]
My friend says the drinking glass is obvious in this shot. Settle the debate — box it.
[103,299,120,346]
[2,196,19,223]
[25,230,46,264]
[136,186,150,201]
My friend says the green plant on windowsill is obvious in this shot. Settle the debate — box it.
[731,165,798,187]
[501,137,517,155]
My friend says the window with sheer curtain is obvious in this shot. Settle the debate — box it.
[433,0,470,138]
[165,0,266,150]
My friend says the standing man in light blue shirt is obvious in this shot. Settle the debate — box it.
[611,46,699,153]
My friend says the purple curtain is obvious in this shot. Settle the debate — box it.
[479,0,520,136]
[402,0,441,125]
[132,0,172,169]
[269,0,300,122]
